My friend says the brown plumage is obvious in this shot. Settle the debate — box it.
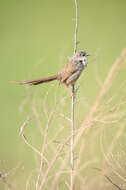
[17,75,58,85]
[13,51,89,87]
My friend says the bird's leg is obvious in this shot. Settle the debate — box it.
[71,84,75,98]
[64,84,75,98]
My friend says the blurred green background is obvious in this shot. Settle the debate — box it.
[0,0,126,189]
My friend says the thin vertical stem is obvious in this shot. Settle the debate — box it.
[74,0,78,54]
[70,84,75,190]
[70,0,78,189]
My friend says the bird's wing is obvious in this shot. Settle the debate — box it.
[60,60,77,83]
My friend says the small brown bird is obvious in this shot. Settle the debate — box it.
[14,51,89,87]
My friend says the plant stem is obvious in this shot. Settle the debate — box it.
[70,0,78,189]
[70,84,75,189]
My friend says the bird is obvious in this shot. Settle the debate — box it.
[13,51,89,87]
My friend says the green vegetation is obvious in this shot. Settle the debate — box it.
[0,0,126,189]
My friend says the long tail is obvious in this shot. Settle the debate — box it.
[12,75,58,85]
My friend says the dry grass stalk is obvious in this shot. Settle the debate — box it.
[16,46,126,190]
